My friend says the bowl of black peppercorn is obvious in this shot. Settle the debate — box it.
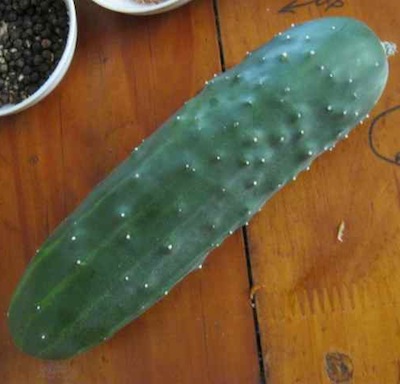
[0,0,77,116]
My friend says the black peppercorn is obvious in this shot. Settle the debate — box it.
[0,0,69,106]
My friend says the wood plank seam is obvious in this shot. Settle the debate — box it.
[212,1,268,382]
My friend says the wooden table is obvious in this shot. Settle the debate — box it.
[1,0,400,383]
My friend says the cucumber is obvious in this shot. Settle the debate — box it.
[8,17,392,360]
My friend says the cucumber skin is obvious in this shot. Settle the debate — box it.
[8,17,389,360]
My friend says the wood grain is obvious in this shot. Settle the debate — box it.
[217,0,400,383]
[0,1,260,383]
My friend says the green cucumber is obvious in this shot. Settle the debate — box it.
[8,17,392,360]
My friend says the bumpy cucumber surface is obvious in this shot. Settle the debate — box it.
[8,17,390,359]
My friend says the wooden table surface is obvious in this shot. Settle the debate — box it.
[1,0,400,383]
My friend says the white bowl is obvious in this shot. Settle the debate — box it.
[0,0,78,117]
[91,0,193,15]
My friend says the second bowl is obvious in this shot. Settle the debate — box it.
[91,0,194,15]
